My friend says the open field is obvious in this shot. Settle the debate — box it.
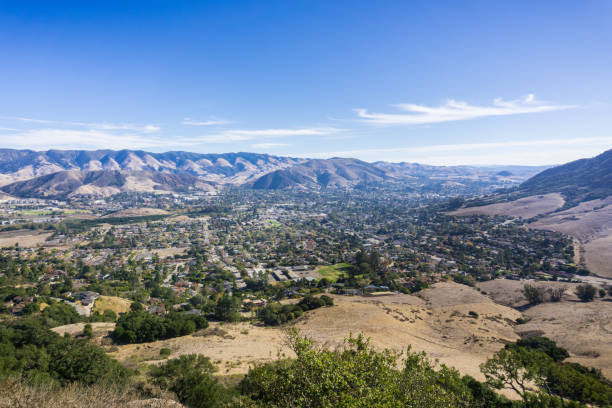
[0,230,52,248]
[584,234,612,279]
[316,263,352,282]
[93,296,132,315]
[529,197,612,278]
[52,322,116,338]
[134,247,188,259]
[111,282,521,381]
[103,208,170,218]
[449,193,564,218]
[477,278,612,377]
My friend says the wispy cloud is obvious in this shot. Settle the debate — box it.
[199,127,341,143]
[355,94,578,125]
[0,116,160,133]
[182,117,232,126]
[0,128,199,151]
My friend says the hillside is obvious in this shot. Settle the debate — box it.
[520,148,612,205]
[0,149,302,188]
[251,158,392,189]
[0,170,215,198]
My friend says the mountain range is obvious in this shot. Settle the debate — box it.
[0,148,548,199]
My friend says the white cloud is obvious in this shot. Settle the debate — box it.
[0,116,160,133]
[199,127,341,143]
[182,117,232,126]
[298,137,612,166]
[355,94,577,125]
[0,128,199,151]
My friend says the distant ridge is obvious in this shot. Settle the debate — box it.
[0,148,545,198]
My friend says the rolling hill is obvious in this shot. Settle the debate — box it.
[251,158,392,189]
[0,170,215,199]
[520,148,612,205]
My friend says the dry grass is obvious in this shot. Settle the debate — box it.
[51,322,116,338]
[0,230,52,248]
[103,208,169,218]
[477,278,612,378]
[93,296,133,315]
[0,378,182,408]
[448,193,564,218]
[111,282,521,381]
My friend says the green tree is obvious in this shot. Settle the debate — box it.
[575,284,596,302]
[241,330,473,407]
[82,323,93,339]
[214,293,240,322]
[480,346,553,401]
[149,354,221,408]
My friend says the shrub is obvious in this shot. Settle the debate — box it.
[258,295,333,326]
[149,354,221,408]
[548,287,566,302]
[575,284,596,302]
[83,323,93,339]
[512,336,569,362]
[240,330,474,407]
[522,284,546,305]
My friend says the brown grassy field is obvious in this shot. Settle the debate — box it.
[477,279,612,378]
[529,197,612,278]
[0,230,52,248]
[51,322,116,338]
[448,193,564,218]
[103,208,170,218]
[93,296,133,315]
[110,282,521,381]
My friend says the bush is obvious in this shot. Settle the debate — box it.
[522,284,545,304]
[258,295,333,326]
[240,330,474,407]
[82,323,93,339]
[575,284,596,302]
[159,348,171,358]
[0,319,130,386]
[149,354,221,408]
[548,287,566,302]
[512,336,569,362]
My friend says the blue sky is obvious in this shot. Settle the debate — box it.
[1,0,611,165]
